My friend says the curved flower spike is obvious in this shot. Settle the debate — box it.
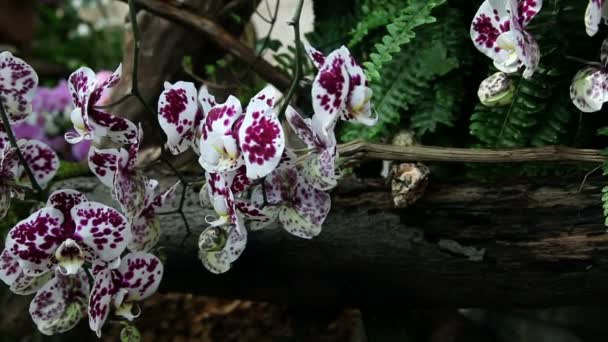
[470,0,542,78]
[29,268,90,335]
[66,64,137,144]
[308,45,376,131]
[0,51,38,125]
[257,151,331,239]
[88,252,163,337]
[585,0,608,36]
[570,38,608,112]
[158,81,200,155]
[5,189,130,276]
[286,106,338,190]
[198,225,246,274]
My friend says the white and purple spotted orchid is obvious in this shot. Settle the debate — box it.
[0,51,38,144]
[29,268,90,335]
[305,45,377,132]
[252,151,331,239]
[570,38,608,112]
[198,88,285,180]
[0,139,59,219]
[0,248,53,295]
[286,106,339,191]
[470,0,542,78]
[88,126,156,221]
[129,181,179,252]
[88,252,163,337]
[66,65,138,145]
[4,189,130,276]
[158,82,217,155]
[198,225,247,274]
[585,0,608,36]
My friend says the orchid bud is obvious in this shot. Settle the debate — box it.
[477,72,514,107]
[198,226,227,252]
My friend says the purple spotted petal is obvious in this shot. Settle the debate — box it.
[89,64,121,106]
[158,81,199,155]
[201,95,243,139]
[0,52,38,124]
[235,199,273,225]
[199,226,246,274]
[305,44,327,69]
[289,175,331,238]
[601,36,608,68]
[128,215,160,252]
[88,108,138,145]
[301,148,339,191]
[30,269,89,336]
[0,144,18,176]
[198,85,217,116]
[113,169,149,220]
[127,124,143,171]
[68,67,96,109]
[72,202,130,262]
[237,88,285,179]
[88,267,113,337]
[116,252,163,301]
[5,208,64,275]
[225,165,251,195]
[508,0,540,78]
[0,249,20,286]
[470,1,511,64]
[150,181,179,211]
[15,139,59,188]
[88,147,127,188]
[279,207,321,239]
[585,0,605,36]
[9,267,52,295]
[286,106,316,148]
[311,49,349,133]
[570,67,608,112]
[514,0,543,27]
[47,189,88,220]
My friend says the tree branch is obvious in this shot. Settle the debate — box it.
[338,140,608,163]
[118,0,292,91]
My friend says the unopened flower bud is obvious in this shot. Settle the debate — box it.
[477,72,514,107]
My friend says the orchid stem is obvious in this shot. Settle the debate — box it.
[0,101,43,195]
[278,0,304,118]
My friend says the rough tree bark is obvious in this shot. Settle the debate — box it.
[54,172,608,308]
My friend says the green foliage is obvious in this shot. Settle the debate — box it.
[54,161,91,181]
[341,7,469,141]
[362,0,446,82]
[349,0,404,47]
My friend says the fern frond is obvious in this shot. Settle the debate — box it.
[410,75,464,136]
[349,0,403,46]
[363,0,446,82]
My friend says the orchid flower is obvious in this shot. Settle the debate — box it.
[198,225,247,274]
[470,0,542,78]
[0,51,38,142]
[586,0,608,36]
[88,252,163,337]
[0,139,59,219]
[286,106,339,190]
[129,181,179,252]
[570,37,608,112]
[66,65,138,145]
[305,45,377,132]
[4,189,130,276]
[29,268,90,335]
[0,248,53,295]
[158,82,217,155]
[253,151,331,239]
[198,87,285,179]
[88,125,156,220]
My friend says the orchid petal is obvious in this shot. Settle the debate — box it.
[198,84,217,117]
[201,95,243,139]
[199,226,246,274]
[470,1,511,64]
[0,249,20,286]
[305,44,327,69]
[113,169,149,220]
[68,67,96,109]
[292,175,331,233]
[601,36,608,68]
[5,208,64,275]
[88,109,138,145]
[238,88,285,179]
[127,124,143,171]
[72,202,130,262]
[225,165,251,194]
[301,148,339,191]
[514,0,543,27]
[311,49,349,132]
[286,105,316,148]
[10,268,52,295]
[158,81,199,155]
[30,269,89,335]
[150,181,179,211]
[89,64,122,106]
[0,52,38,124]
[570,67,608,113]
[586,0,605,36]
[88,268,113,337]
[508,0,540,78]
[47,189,88,236]
[15,139,59,188]
[88,147,127,188]
[116,252,163,301]
[343,85,376,124]
[0,130,8,150]
[128,216,160,252]
[279,207,322,239]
